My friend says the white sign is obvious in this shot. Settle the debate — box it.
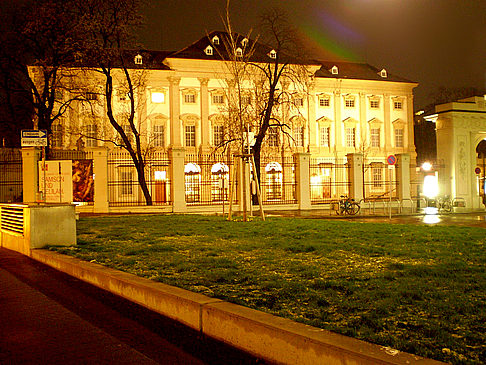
[38,160,73,203]
[22,129,48,147]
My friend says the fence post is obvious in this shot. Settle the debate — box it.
[169,147,187,212]
[295,153,311,210]
[91,147,109,213]
[396,153,411,203]
[21,147,41,203]
[346,153,364,202]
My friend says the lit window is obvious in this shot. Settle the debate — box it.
[394,100,403,110]
[236,47,243,57]
[331,65,338,75]
[395,128,404,147]
[320,127,329,147]
[205,45,213,56]
[241,38,248,46]
[371,128,380,148]
[185,125,196,147]
[346,127,355,147]
[212,94,224,104]
[370,100,380,109]
[151,92,165,103]
[213,125,224,146]
[269,49,277,59]
[134,54,142,65]
[319,97,330,107]
[153,125,164,147]
[372,167,383,188]
[380,69,387,78]
[345,98,355,108]
[83,124,98,147]
[212,36,220,45]
[293,126,304,147]
[184,93,196,104]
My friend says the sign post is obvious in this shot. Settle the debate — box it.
[387,155,397,219]
[21,130,48,147]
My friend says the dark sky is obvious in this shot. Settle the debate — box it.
[139,0,486,110]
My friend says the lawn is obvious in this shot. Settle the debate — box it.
[50,214,485,364]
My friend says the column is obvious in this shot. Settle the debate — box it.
[295,153,311,210]
[346,153,364,202]
[306,81,317,153]
[359,92,367,146]
[199,78,210,152]
[21,147,41,203]
[396,154,411,204]
[334,91,342,153]
[169,147,187,212]
[168,76,181,147]
[91,147,109,213]
[406,94,416,157]
[383,93,391,150]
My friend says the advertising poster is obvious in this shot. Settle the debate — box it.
[72,159,94,202]
[38,160,73,203]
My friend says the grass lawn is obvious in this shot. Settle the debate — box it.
[50,214,485,364]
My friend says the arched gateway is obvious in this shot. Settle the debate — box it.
[425,96,486,209]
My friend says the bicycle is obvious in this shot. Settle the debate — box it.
[336,195,360,215]
[437,195,452,213]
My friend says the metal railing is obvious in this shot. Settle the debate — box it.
[310,157,350,204]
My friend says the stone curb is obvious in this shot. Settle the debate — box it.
[31,249,444,365]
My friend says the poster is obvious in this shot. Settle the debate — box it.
[38,160,73,203]
[72,159,94,202]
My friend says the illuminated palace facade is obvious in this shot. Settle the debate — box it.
[28,32,417,211]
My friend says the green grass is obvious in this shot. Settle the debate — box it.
[50,214,486,364]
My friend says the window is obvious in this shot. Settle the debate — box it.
[372,167,383,189]
[236,47,243,57]
[121,124,134,145]
[134,54,142,65]
[267,127,278,147]
[212,35,219,45]
[345,127,355,147]
[320,127,329,147]
[293,126,304,147]
[120,170,133,195]
[204,45,213,56]
[83,124,98,147]
[395,128,404,147]
[242,95,251,105]
[371,128,380,148]
[345,98,355,108]
[119,90,131,101]
[212,94,224,104]
[185,125,196,147]
[151,91,165,103]
[269,49,277,59]
[51,124,63,148]
[184,93,196,104]
[85,92,98,101]
[331,65,338,75]
[213,125,224,146]
[153,125,164,147]
[380,69,387,78]
[370,99,380,109]
[294,97,304,107]
[394,100,403,110]
[241,38,248,46]
[319,96,330,107]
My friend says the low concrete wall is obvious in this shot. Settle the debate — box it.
[31,249,444,365]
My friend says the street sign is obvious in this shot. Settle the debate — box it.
[475,167,481,174]
[387,154,396,166]
[21,129,48,147]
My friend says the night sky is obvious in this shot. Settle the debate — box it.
[139,0,486,110]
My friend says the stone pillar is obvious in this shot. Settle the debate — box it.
[21,147,41,203]
[199,78,210,151]
[295,153,311,210]
[396,153,411,202]
[346,153,364,202]
[168,76,181,147]
[169,147,187,212]
[91,147,109,213]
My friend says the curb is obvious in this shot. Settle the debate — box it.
[31,249,444,365]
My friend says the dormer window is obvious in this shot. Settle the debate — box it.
[268,49,277,59]
[212,35,220,45]
[134,54,143,65]
[236,47,243,57]
[331,65,338,75]
[205,45,213,56]
[380,69,387,78]
[241,38,248,47]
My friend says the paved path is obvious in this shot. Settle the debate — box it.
[0,248,265,365]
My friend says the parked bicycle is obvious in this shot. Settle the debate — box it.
[437,195,452,213]
[336,195,360,216]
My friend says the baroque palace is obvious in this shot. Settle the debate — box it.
[25,31,417,212]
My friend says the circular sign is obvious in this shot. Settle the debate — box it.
[387,155,397,165]
[475,167,481,174]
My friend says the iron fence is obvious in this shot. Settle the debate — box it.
[0,149,22,203]
[108,150,171,206]
[258,156,297,205]
[362,158,398,201]
[310,157,349,204]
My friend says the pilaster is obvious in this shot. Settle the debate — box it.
[21,147,41,203]
[295,153,311,210]
[90,147,109,213]
[169,147,187,212]
[346,153,364,202]
[168,76,181,147]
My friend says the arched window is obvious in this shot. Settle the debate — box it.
[211,163,229,201]
[185,163,201,203]
[265,162,282,200]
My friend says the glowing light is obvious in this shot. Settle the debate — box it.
[423,213,440,224]
[151,92,165,103]
[423,175,439,198]
[421,162,432,171]
[154,171,166,181]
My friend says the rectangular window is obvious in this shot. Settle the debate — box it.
[371,128,380,148]
[242,95,251,105]
[51,124,63,148]
[212,95,224,104]
[84,125,98,147]
[120,170,133,195]
[213,125,224,146]
[267,128,278,147]
[184,94,196,104]
[185,125,196,147]
[85,92,98,101]
[345,99,355,108]
[320,127,329,147]
[293,126,304,147]
[345,127,355,147]
[394,101,403,110]
[319,97,330,107]
[153,125,164,147]
[294,97,304,107]
[121,124,134,145]
[395,128,404,147]
[370,100,379,109]
[151,92,165,103]
[372,167,383,189]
